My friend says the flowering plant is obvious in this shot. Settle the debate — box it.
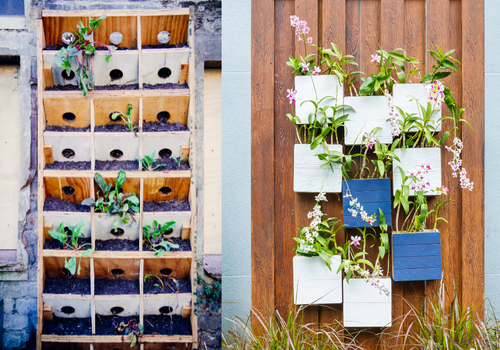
[286,16,320,76]
[293,192,345,270]
[359,51,398,96]
[337,210,390,296]
[393,163,452,233]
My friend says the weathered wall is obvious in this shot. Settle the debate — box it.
[0,1,220,349]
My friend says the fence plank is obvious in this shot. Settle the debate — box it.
[251,0,276,315]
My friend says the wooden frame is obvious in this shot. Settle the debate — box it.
[37,8,198,350]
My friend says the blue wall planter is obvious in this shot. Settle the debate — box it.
[392,231,442,282]
[342,178,391,228]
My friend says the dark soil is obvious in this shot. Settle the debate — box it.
[95,315,140,336]
[94,124,138,133]
[143,237,191,253]
[96,239,139,251]
[95,160,140,171]
[44,237,92,250]
[142,42,189,49]
[143,276,191,294]
[45,125,90,132]
[143,200,191,212]
[143,315,192,335]
[95,278,139,295]
[142,121,189,132]
[44,197,91,213]
[147,159,190,171]
[45,161,91,170]
[143,82,189,90]
[45,84,140,91]
[43,316,92,335]
[44,277,91,295]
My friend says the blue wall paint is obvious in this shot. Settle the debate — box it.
[221,0,252,332]
[485,0,500,314]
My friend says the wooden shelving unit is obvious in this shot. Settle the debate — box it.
[36,8,198,350]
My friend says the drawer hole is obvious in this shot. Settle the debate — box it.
[110,69,123,81]
[61,70,75,80]
[159,187,172,196]
[159,148,172,158]
[157,111,170,123]
[111,306,124,315]
[159,306,173,315]
[110,228,124,237]
[111,269,124,277]
[61,306,75,314]
[158,67,171,79]
[62,112,76,122]
[62,148,75,159]
[110,149,124,159]
[61,186,75,196]
[160,268,172,276]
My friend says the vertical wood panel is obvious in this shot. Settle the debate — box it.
[360,0,381,79]
[461,0,485,312]
[346,0,361,92]
[251,0,276,315]
[404,0,426,82]
[274,0,297,316]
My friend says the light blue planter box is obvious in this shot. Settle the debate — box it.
[392,231,442,282]
[342,179,392,228]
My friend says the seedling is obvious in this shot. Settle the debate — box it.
[82,171,140,231]
[144,273,181,294]
[143,220,179,257]
[137,151,165,171]
[110,103,136,132]
[55,15,116,97]
[172,155,182,168]
[113,319,144,347]
[48,220,94,276]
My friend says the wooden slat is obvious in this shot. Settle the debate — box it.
[42,17,89,47]
[140,15,190,46]
[42,9,190,17]
[179,63,189,85]
[43,97,91,128]
[143,177,190,202]
[44,145,54,165]
[44,176,91,202]
[252,0,275,318]
[42,89,190,98]
[43,66,54,88]
[93,16,137,48]
[461,0,484,313]
[93,97,140,127]
[142,96,190,126]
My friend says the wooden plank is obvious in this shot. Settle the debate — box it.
[93,96,140,127]
[42,169,191,178]
[93,16,137,48]
[143,177,190,202]
[44,176,91,202]
[142,96,190,126]
[42,17,89,47]
[461,0,484,312]
[137,16,143,90]
[42,9,190,17]
[346,0,361,93]
[141,15,190,46]
[404,0,426,83]
[43,89,190,98]
[44,145,54,165]
[41,334,193,343]
[181,224,190,240]
[43,97,91,128]
[43,250,193,260]
[143,257,191,279]
[93,257,140,280]
[43,66,54,88]
[179,63,189,85]
[251,0,275,318]
[43,304,53,321]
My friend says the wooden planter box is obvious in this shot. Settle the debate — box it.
[37,9,198,349]
[293,255,342,305]
[294,75,343,124]
[342,179,392,228]
[393,83,442,132]
[392,147,442,196]
[293,144,342,193]
[344,96,392,145]
[392,231,442,282]
[343,278,392,328]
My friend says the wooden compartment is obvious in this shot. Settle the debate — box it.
[144,344,192,350]
[143,257,191,280]
[142,49,189,85]
[94,97,140,128]
[93,176,141,198]
[44,133,92,164]
[43,97,91,129]
[43,212,92,242]
[142,96,190,127]
[94,213,140,242]
[42,51,80,87]
[142,213,191,239]
[93,343,139,350]
[93,51,139,86]
[142,132,190,160]
[94,257,141,296]
[42,343,91,350]
[92,16,138,48]
[44,176,92,203]
[42,17,90,48]
[94,133,140,162]
[42,256,92,295]
[140,15,190,46]
[143,178,190,202]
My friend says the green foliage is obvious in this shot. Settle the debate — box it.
[49,220,94,276]
[442,87,473,140]
[114,319,144,347]
[82,171,140,230]
[422,44,461,83]
[223,304,361,350]
[360,51,396,96]
[138,151,165,171]
[110,103,135,131]
[54,15,116,97]
[143,220,179,257]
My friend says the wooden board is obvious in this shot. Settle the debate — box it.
[142,96,190,126]
[96,176,141,198]
[93,51,139,86]
[141,50,190,85]
[94,133,140,162]
[140,15,190,46]
[143,177,190,202]
[141,132,190,159]
[44,133,92,163]
[94,97,140,126]
[44,176,91,203]
[44,256,91,279]
[92,16,138,48]
[43,97,91,128]
[143,257,191,279]
[43,213,92,239]
[93,257,140,280]
[42,17,89,47]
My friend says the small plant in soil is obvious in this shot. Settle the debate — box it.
[110,103,136,132]
[82,170,140,230]
[48,220,94,275]
[143,220,179,256]
[114,319,144,347]
[137,151,165,171]
[195,275,221,312]
[55,15,116,97]
[172,155,182,167]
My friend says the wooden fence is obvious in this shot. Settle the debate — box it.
[251,0,484,348]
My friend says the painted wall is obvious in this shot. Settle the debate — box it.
[221,0,252,331]
[485,0,500,315]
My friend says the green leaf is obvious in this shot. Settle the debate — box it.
[79,245,94,256]
[116,170,126,189]
[65,256,77,276]
[94,173,108,192]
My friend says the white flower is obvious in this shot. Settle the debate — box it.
[350,236,361,247]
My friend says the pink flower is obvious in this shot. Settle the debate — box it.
[287,88,297,104]
[351,236,361,247]
[307,37,313,44]
[299,62,310,72]
[370,54,381,64]
[312,66,321,76]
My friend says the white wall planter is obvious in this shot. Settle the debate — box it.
[393,147,442,196]
[293,255,342,305]
[295,75,343,124]
[294,144,342,193]
[393,84,442,132]
[344,96,392,145]
[94,213,140,241]
[142,49,190,85]
[343,278,392,328]
[44,132,91,163]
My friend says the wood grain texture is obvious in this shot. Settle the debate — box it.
[93,16,137,48]
[44,176,91,202]
[143,257,191,279]
[140,15,189,46]
[461,0,485,312]
[93,97,140,127]
[42,17,89,47]
[43,97,91,128]
[143,177,190,202]
[93,257,140,280]
[142,96,190,126]
[252,0,275,316]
